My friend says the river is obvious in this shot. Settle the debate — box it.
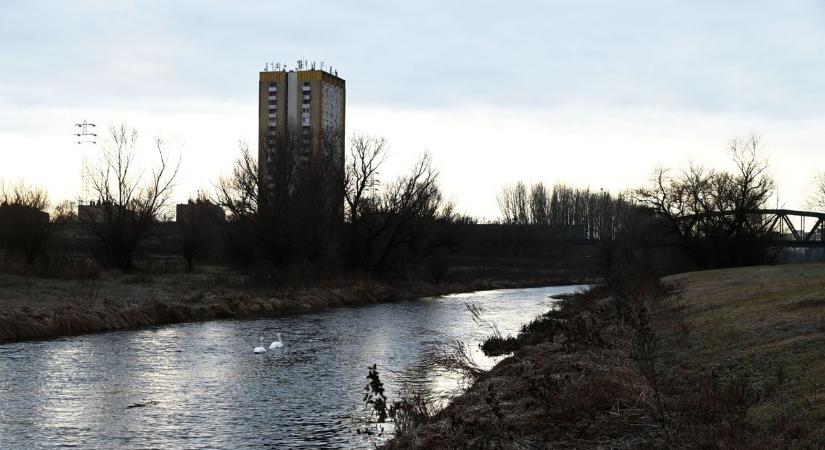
[0,285,585,449]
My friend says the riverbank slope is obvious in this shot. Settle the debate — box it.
[0,268,587,344]
[385,263,825,448]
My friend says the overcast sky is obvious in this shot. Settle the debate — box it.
[1,1,824,219]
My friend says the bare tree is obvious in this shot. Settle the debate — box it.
[213,143,261,264]
[368,152,455,273]
[342,150,459,274]
[634,166,696,241]
[217,130,460,273]
[79,124,179,269]
[634,134,776,267]
[729,135,774,209]
[51,200,77,224]
[342,133,387,223]
[335,133,388,267]
[529,182,551,225]
[216,128,344,265]
[497,181,529,224]
[495,180,632,241]
[0,181,49,210]
[263,127,342,263]
[215,141,259,221]
[808,172,825,212]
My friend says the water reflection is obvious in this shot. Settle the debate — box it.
[0,285,585,448]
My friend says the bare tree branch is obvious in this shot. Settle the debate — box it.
[79,123,180,269]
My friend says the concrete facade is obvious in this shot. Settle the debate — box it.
[258,68,346,196]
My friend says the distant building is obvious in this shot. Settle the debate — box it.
[257,64,345,205]
[175,200,225,225]
[77,201,119,223]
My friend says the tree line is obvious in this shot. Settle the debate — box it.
[3,128,824,277]
[0,123,466,280]
[214,129,469,277]
[633,135,780,268]
[497,182,634,241]
[498,135,825,271]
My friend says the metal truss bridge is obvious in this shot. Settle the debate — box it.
[679,209,825,247]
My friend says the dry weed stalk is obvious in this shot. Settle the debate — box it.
[465,302,502,340]
[424,338,484,382]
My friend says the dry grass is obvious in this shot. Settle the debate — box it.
[385,262,825,449]
[383,287,665,449]
[653,263,825,448]
[0,268,584,344]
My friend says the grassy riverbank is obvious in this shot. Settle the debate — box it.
[384,263,825,448]
[0,267,589,344]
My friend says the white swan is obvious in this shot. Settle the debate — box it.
[269,333,283,349]
[253,337,266,354]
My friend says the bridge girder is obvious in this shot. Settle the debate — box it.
[674,208,825,246]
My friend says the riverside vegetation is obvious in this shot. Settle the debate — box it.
[0,126,601,344]
[2,131,814,347]
[0,265,585,344]
[4,122,825,448]
[371,262,825,449]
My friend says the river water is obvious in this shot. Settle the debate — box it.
[0,285,585,449]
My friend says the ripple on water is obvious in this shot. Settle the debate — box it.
[0,285,586,448]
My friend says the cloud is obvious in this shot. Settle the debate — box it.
[2,1,825,219]
[3,1,825,115]
[352,104,825,219]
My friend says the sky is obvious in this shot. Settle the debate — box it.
[1,0,824,219]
